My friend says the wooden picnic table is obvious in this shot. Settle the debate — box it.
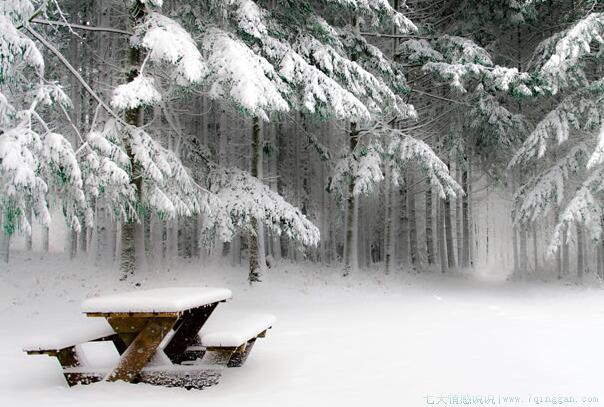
[80,287,232,385]
[25,286,274,389]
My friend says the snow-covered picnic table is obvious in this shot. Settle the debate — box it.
[24,287,275,389]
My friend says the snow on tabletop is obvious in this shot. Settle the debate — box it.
[81,287,232,314]
[23,318,115,351]
[200,309,276,348]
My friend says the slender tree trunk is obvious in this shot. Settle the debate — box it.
[455,165,462,265]
[364,198,372,268]
[461,168,470,268]
[399,186,409,267]
[383,166,392,273]
[556,245,562,279]
[42,226,49,255]
[467,167,475,268]
[577,224,584,282]
[343,122,358,276]
[596,240,602,280]
[425,186,434,265]
[270,123,282,261]
[68,8,82,262]
[96,200,107,265]
[0,234,8,263]
[408,172,418,267]
[26,208,33,251]
[519,225,528,279]
[320,161,328,263]
[512,224,519,277]
[437,199,447,273]
[70,230,78,260]
[256,122,267,274]
[231,233,241,266]
[120,0,145,279]
[562,228,570,276]
[80,224,88,254]
[532,222,538,273]
[0,216,9,263]
[444,195,456,270]
[357,198,365,267]
[249,116,263,283]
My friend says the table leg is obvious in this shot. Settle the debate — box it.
[106,317,177,383]
[164,303,218,364]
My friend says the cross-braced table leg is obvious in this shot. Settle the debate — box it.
[106,317,177,383]
[164,303,218,364]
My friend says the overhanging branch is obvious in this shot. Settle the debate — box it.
[31,18,133,36]
[24,25,125,125]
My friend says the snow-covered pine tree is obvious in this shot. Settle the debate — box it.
[0,1,87,262]
[510,9,604,277]
[175,0,427,277]
[395,0,541,272]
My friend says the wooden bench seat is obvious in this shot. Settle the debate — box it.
[182,311,275,367]
[23,319,126,386]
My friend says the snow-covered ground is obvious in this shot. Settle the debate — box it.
[1,253,604,407]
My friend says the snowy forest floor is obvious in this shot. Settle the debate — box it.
[1,253,604,407]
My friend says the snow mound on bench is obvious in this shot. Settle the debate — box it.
[23,318,115,351]
[200,310,275,348]
[81,287,232,313]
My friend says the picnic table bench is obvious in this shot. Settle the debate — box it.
[24,287,275,389]
[185,311,275,367]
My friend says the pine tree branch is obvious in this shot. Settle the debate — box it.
[361,32,432,39]
[31,18,133,36]
[24,25,125,126]
[411,89,471,106]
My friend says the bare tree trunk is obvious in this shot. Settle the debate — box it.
[555,210,562,279]
[120,0,145,279]
[70,230,78,260]
[461,168,470,268]
[42,226,49,254]
[425,186,434,265]
[96,200,107,265]
[0,216,9,263]
[519,225,528,279]
[437,199,447,273]
[556,245,562,279]
[468,168,475,268]
[577,224,584,282]
[408,172,418,268]
[343,122,358,276]
[270,122,282,261]
[80,224,88,254]
[363,198,372,268]
[68,7,82,262]
[455,165,462,265]
[532,222,538,273]
[444,195,456,270]
[399,186,409,268]
[249,116,262,283]
[383,166,392,273]
[512,224,519,277]
[562,228,570,276]
[26,208,33,251]
[596,240,602,280]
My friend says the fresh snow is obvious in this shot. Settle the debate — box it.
[200,309,275,348]
[2,253,604,406]
[81,287,232,313]
[111,75,161,110]
[22,318,114,352]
